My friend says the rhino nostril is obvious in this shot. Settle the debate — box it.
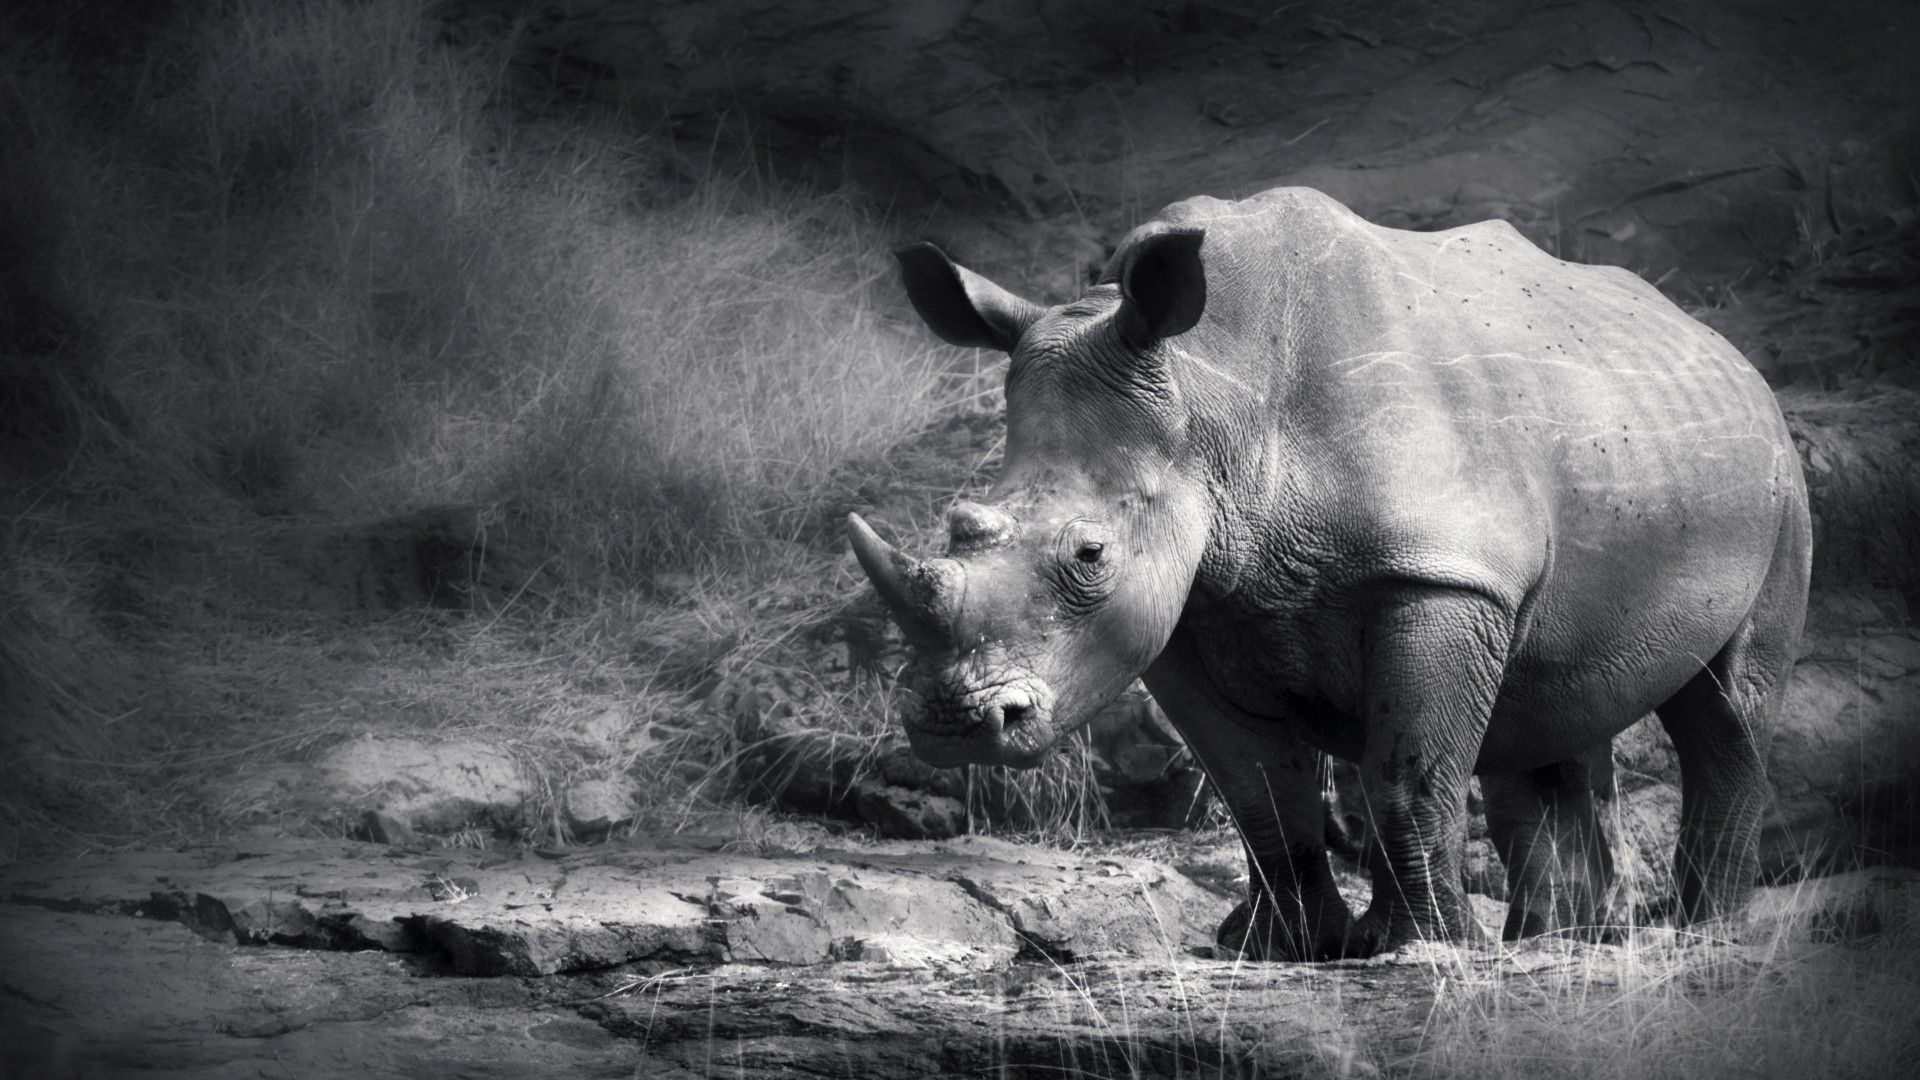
[953,687,1042,740]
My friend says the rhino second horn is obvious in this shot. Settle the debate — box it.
[847,513,943,644]
[948,501,1015,549]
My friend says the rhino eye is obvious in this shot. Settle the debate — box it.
[1054,522,1114,590]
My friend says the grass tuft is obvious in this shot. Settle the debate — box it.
[1399,891,1920,1079]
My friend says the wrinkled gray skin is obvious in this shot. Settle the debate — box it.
[850,187,1810,960]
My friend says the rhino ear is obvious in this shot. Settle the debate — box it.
[1114,227,1207,344]
[895,242,1042,352]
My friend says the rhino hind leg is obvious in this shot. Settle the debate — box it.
[1482,746,1616,940]
[1655,505,1810,926]
[1654,638,1780,926]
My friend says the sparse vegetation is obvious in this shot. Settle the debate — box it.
[1404,932,1920,1079]
[989,911,1920,1080]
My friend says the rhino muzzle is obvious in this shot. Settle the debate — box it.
[906,676,1057,767]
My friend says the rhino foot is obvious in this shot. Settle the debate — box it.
[1215,896,1374,962]
[1344,892,1489,958]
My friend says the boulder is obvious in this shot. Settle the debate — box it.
[1461,838,1505,901]
[318,736,532,837]
[719,667,857,819]
[1763,591,1920,878]
[1601,779,1682,917]
[356,810,418,847]
[851,779,967,841]
[1745,867,1920,944]
[1087,684,1220,829]
[939,837,1228,962]
[564,776,640,838]
[1782,387,1920,598]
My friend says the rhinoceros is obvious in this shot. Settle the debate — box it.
[849,187,1809,960]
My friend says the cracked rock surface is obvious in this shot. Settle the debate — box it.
[5,839,1915,1079]
[1,837,1226,977]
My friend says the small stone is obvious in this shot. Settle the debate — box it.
[853,780,966,840]
[565,777,639,836]
[578,708,630,749]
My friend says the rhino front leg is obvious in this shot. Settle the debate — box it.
[1145,632,1357,962]
[1350,589,1508,952]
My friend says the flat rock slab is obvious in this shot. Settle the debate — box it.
[0,836,1227,977]
[4,847,1917,1079]
[0,902,1454,1080]
[13,899,1907,1080]
[0,905,636,1080]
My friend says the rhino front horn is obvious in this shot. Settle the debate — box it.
[847,513,945,645]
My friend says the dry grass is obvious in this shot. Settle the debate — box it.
[0,0,1007,854]
[25,0,963,572]
[981,872,1920,1080]
[1396,898,1920,1079]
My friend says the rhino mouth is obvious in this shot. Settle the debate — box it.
[903,674,1058,768]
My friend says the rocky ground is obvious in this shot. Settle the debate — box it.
[4,834,1916,1079]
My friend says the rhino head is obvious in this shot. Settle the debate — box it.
[849,227,1216,768]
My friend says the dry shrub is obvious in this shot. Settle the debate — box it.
[0,0,991,848]
[0,531,148,859]
[27,0,960,582]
